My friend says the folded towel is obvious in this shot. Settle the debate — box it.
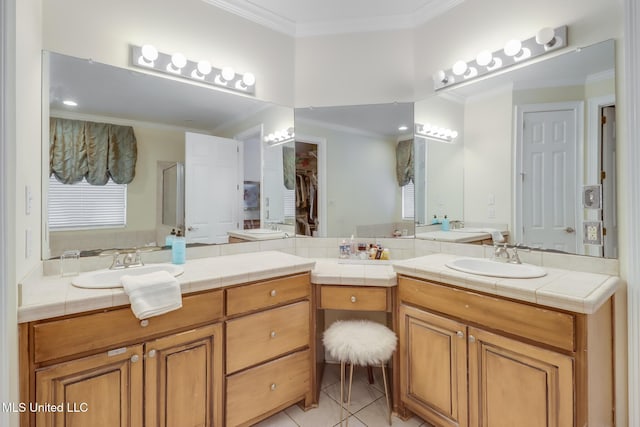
[121,271,182,320]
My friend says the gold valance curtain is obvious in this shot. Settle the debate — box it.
[396,139,414,187]
[49,118,137,185]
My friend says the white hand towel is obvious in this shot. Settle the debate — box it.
[121,270,182,320]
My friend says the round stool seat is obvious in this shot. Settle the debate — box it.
[323,320,397,366]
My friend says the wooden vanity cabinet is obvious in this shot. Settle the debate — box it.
[397,275,613,427]
[224,273,314,427]
[21,289,225,427]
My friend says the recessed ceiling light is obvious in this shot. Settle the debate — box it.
[63,100,78,107]
[398,125,408,131]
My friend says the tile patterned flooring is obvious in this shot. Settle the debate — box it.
[254,364,432,427]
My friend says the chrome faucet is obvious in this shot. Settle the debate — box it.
[102,249,144,269]
[492,243,529,264]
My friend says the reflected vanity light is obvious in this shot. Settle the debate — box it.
[131,44,256,95]
[264,127,295,146]
[62,99,78,107]
[433,25,567,91]
[414,123,458,143]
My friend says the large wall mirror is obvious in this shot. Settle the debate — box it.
[416,39,616,258]
[294,103,415,239]
[43,51,294,259]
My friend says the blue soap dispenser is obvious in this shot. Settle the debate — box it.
[165,228,176,247]
[441,215,450,231]
[172,230,186,264]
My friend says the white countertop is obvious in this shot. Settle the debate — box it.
[415,230,492,243]
[227,229,289,241]
[393,253,619,314]
[19,251,619,322]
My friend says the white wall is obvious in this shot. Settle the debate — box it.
[295,29,415,107]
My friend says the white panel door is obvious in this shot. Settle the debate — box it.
[185,132,240,244]
[521,110,577,252]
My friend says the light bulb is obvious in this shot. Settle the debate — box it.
[452,60,468,76]
[476,50,493,67]
[443,129,452,138]
[221,66,235,82]
[423,124,432,133]
[451,130,459,139]
[504,39,522,57]
[242,72,256,86]
[536,27,556,47]
[171,53,187,69]
[63,99,78,107]
[141,44,158,62]
[434,70,448,84]
[197,60,212,75]
[398,125,408,132]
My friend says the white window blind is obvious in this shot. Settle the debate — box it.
[402,182,415,220]
[48,176,127,230]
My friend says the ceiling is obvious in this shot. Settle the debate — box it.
[202,0,464,37]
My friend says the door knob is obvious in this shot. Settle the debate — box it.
[187,226,198,231]
[565,227,576,233]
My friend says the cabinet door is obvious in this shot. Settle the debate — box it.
[35,345,144,427]
[467,326,573,427]
[144,323,223,427]
[399,304,468,427]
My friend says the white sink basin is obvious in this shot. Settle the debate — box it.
[445,257,546,279]
[71,264,184,289]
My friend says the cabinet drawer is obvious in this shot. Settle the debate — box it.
[226,350,310,427]
[226,273,310,316]
[399,276,575,352]
[320,285,389,311]
[33,290,223,363]
[226,301,310,373]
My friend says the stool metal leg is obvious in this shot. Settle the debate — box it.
[339,361,345,426]
[381,362,392,425]
[346,363,354,427]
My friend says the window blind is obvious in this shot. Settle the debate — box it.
[48,176,127,230]
[284,188,296,218]
[402,182,415,220]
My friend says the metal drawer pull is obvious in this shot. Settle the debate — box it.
[148,349,156,358]
[270,383,277,391]
[350,296,357,303]
[140,319,149,328]
[270,289,277,297]
[468,335,476,343]
[456,331,464,339]
[130,354,139,363]
[270,331,277,338]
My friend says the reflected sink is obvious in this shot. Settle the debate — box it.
[71,263,184,289]
[445,257,546,279]
[245,228,284,234]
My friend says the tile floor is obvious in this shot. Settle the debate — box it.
[254,364,432,427]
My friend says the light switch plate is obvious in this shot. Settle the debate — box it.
[583,221,603,246]
[582,185,602,209]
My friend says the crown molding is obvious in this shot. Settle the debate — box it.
[202,0,464,37]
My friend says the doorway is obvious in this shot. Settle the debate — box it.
[294,136,327,237]
[515,102,583,252]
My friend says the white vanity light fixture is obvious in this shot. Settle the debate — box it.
[130,44,256,95]
[433,25,567,91]
[414,123,458,143]
[264,127,295,146]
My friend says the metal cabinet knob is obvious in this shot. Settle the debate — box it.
[270,383,277,391]
[148,349,156,358]
[456,331,464,339]
[350,296,357,303]
[468,335,476,343]
[140,320,149,327]
[270,289,277,297]
[270,331,277,338]
[131,354,139,363]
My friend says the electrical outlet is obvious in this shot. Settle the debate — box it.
[487,206,496,219]
[583,221,603,246]
[488,193,495,205]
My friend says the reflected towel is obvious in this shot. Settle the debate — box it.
[121,271,182,319]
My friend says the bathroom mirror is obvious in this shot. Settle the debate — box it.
[294,102,415,238]
[160,162,184,228]
[419,39,616,257]
[43,51,294,258]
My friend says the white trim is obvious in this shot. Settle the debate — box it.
[513,101,584,253]
[233,124,263,226]
[0,0,8,416]
[202,0,463,37]
[296,134,327,237]
[41,51,50,260]
[624,0,640,425]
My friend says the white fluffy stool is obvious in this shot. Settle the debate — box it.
[323,320,397,426]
